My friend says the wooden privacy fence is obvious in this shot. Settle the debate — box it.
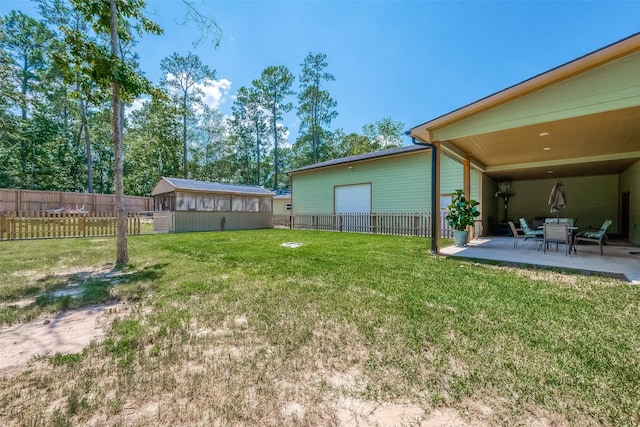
[286,213,456,238]
[0,211,141,241]
[0,188,153,213]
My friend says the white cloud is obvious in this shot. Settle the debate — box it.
[196,78,232,109]
[164,74,232,110]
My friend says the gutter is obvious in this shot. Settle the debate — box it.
[408,133,438,254]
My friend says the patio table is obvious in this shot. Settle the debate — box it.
[538,225,579,254]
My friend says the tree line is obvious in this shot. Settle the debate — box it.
[0,0,405,198]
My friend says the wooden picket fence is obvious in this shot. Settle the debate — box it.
[285,212,456,238]
[0,188,152,213]
[0,211,141,241]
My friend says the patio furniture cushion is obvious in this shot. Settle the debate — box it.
[574,219,613,256]
[580,231,603,239]
[545,217,575,227]
[518,218,543,248]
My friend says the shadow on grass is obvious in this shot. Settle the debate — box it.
[0,263,168,326]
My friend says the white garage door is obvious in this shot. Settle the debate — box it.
[335,184,371,232]
[335,183,371,213]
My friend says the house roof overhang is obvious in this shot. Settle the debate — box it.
[409,32,640,181]
[287,144,430,175]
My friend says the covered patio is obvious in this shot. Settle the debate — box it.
[440,236,640,284]
[409,32,640,255]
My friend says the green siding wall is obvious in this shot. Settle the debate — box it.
[506,175,619,234]
[291,152,433,214]
[440,155,463,194]
[438,155,480,200]
[434,52,640,140]
[620,160,640,244]
[291,151,482,217]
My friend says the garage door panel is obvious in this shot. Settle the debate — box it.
[335,184,371,214]
[335,184,371,232]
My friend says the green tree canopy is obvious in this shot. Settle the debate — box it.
[252,65,295,190]
[296,52,337,165]
[160,52,216,179]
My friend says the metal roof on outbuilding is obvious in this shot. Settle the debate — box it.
[151,177,275,197]
[286,144,431,174]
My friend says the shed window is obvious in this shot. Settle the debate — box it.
[177,195,196,211]
[199,196,214,211]
[155,194,174,211]
[216,196,230,211]
[261,198,273,212]
[231,196,244,211]
[246,198,259,212]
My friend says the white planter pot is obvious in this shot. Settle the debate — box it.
[453,230,470,246]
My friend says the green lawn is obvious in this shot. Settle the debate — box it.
[1,229,639,426]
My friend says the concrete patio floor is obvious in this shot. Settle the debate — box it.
[440,236,640,284]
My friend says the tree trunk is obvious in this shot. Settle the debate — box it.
[111,0,128,265]
[272,105,278,190]
[312,103,318,164]
[255,123,260,186]
[21,57,28,121]
[80,97,93,193]
[183,91,188,179]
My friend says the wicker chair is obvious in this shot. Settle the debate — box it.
[574,219,613,256]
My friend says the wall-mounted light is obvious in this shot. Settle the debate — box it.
[347,166,353,171]
[539,132,550,137]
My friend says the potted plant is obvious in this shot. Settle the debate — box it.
[446,189,480,246]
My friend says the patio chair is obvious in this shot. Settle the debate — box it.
[518,218,543,248]
[507,221,523,248]
[574,219,613,256]
[543,223,569,255]
[544,217,575,227]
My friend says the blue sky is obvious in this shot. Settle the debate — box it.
[4,0,640,144]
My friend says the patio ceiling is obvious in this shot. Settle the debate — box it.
[441,105,640,181]
[410,33,640,182]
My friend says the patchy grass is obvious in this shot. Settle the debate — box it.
[1,229,639,426]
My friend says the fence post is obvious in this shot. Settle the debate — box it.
[79,214,85,237]
[10,212,16,240]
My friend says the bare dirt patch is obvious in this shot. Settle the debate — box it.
[0,302,130,372]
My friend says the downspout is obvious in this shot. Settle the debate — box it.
[408,134,438,254]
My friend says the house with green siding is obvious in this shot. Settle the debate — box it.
[288,145,481,234]
[290,32,640,250]
[409,32,640,249]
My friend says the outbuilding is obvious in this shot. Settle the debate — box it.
[151,177,274,233]
[272,189,292,227]
[287,145,482,235]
